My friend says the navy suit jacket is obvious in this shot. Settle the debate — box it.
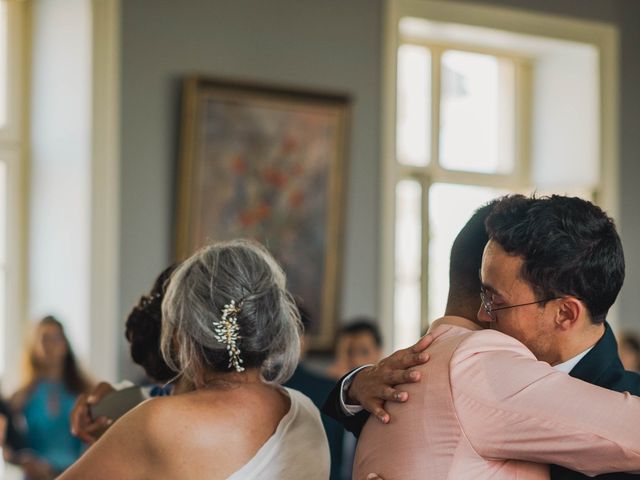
[550,322,640,480]
[322,322,640,478]
[322,371,369,438]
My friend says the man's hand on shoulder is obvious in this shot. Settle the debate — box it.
[347,333,434,423]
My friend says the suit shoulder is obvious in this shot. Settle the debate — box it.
[286,367,335,409]
[619,370,640,395]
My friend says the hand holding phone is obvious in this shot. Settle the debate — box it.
[88,386,146,422]
[71,382,116,444]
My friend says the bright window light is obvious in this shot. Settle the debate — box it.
[397,44,431,166]
[0,3,7,129]
[0,161,6,375]
[440,50,515,174]
[428,183,507,322]
[394,179,423,348]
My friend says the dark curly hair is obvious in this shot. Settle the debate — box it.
[125,264,179,382]
[485,194,625,324]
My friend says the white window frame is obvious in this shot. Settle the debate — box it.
[0,0,27,390]
[395,40,531,344]
[90,0,121,382]
[381,0,620,350]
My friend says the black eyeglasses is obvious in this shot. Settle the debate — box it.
[480,286,559,322]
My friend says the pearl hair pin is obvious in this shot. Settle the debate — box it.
[213,300,245,372]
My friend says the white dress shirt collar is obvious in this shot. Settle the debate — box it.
[553,347,593,373]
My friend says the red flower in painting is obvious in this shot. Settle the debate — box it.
[291,163,304,176]
[263,167,287,188]
[231,155,247,174]
[289,190,303,208]
[281,136,298,155]
[239,210,256,227]
[239,203,271,227]
[256,202,271,221]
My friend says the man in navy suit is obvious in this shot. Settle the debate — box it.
[323,196,640,480]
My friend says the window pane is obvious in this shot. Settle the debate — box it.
[428,183,508,322]
[440,50,515,174]
[0,162,5,265]
[0,162,5,378]
[396,44,431,166]
[0,269,4,375]
[0,2,6,128]
[394,180,422,349]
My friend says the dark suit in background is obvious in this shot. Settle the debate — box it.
[550,323,640,480]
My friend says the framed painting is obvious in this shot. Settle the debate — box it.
[175,76,350,352]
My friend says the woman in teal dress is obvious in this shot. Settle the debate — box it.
[11,316,92,479]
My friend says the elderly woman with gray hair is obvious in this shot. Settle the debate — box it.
[60,239,330,479]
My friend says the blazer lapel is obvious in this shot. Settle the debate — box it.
[568,322,624,387]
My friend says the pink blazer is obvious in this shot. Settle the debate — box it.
[353,316,640,480]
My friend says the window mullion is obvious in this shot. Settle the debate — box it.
[424,46,439,331]
[427,169,528,190]
[420,173,431,333]
[515,59,532,186]
[430,47,442,170]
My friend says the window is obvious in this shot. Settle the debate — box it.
[0,0,25,381]
[384,5,613,348]
[0,3,7,128]
[0,160,5,374]
[392,39,525,347]
[0,2,10,375]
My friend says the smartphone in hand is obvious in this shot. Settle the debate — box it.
[89,386,145,421]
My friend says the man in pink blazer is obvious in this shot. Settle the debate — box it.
[336,195,640,479]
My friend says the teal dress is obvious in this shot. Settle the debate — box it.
[22,380,83,473]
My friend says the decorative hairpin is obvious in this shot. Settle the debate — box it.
[138,291,162,308]
[213,300,245,372]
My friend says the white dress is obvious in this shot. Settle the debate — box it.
[228,387,330,480]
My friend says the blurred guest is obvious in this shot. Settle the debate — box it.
[285,302,346,479]
[327,319,383,379]
[619,331,640,372]
[0,396,27,463]
[11,316,92,479]
[325,318,382,479]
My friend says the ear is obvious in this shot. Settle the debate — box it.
[555,297,582,331]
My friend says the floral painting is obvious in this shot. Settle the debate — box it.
[176,77,350,351]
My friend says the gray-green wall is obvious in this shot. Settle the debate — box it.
[119,0,640,377]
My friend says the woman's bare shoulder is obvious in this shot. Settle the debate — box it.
[141,385,289,448]
[127,392,232,444]
[123,394,208,437]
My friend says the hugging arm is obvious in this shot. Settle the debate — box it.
[322,334,435,435]
[453,331,640,476]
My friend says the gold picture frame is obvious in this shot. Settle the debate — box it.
[175,76,350,351]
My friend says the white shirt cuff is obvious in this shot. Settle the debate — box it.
[339,364,373,416]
